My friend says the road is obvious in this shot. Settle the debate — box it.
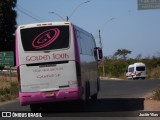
[0,79,160,120]
[99,79,160,98]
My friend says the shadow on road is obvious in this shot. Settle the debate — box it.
[40,98,144,113]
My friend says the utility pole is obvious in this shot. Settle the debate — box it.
[66,16,69,21]
[49,12,65,21]
[50,1,90,21]
[69,1,90,20]
[98,18,115,77]
[99,29,105,77]
[99,30,102,48]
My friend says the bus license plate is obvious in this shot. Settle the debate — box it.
[44,92,55,97]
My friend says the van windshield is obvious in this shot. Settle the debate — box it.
[20,26,69,51]
[129,67,134,72]
[136,66,145,71]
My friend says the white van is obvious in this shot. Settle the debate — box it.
[126,63,146,80]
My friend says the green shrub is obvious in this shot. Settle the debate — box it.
[153,87,160,100]
[0,81,18,102]
[148,66,160,79]
[99,56,160,79]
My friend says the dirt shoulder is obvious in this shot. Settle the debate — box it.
[144,99,160,111]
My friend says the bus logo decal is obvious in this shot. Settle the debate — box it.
[32,28,60,49]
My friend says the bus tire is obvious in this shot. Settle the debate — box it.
[30,105,37,112]
[91,93,97,101]
[85,81,90,104]
[97,78,100,91]
[30,104,42,112]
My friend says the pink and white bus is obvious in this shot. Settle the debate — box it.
[16,21,102,111]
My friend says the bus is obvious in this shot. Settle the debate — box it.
[126,63,146,80]
[16,21,102,111]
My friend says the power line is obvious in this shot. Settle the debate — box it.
[16,4,48,22]
[17,4,48,22]
[16,7,42,22]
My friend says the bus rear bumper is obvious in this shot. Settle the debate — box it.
[19,87,82,106]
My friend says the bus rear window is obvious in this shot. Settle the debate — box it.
[20,26,69,51]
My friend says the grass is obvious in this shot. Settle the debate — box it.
[0,75,18,102]
[152,87,160,100]
[148,66,160,80]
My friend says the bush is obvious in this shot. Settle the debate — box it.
[153,87,160,100]
[0,81,18,102]
[99,56,160,79]
[148,66,160,79]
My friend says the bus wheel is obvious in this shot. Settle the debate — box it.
[91,93,97,101]
[85,81,90,104]
[30,104,42,112]
[97,78,100,91]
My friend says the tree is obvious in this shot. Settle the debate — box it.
[114,49,132,59]
[0,0,17,51]
[135,54,142,60]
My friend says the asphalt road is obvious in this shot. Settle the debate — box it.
[1,79,160,120]
[99,79,160,98]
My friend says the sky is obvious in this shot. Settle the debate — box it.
[16,0,160,58]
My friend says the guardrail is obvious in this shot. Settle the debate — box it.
[0,66,16,71]
[0,66,17,78]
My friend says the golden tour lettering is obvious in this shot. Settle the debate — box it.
[52,53,69,59]
[26,55,50,61]
[26,53,69,62]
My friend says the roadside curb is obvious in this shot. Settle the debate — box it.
[0,98,18,106]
